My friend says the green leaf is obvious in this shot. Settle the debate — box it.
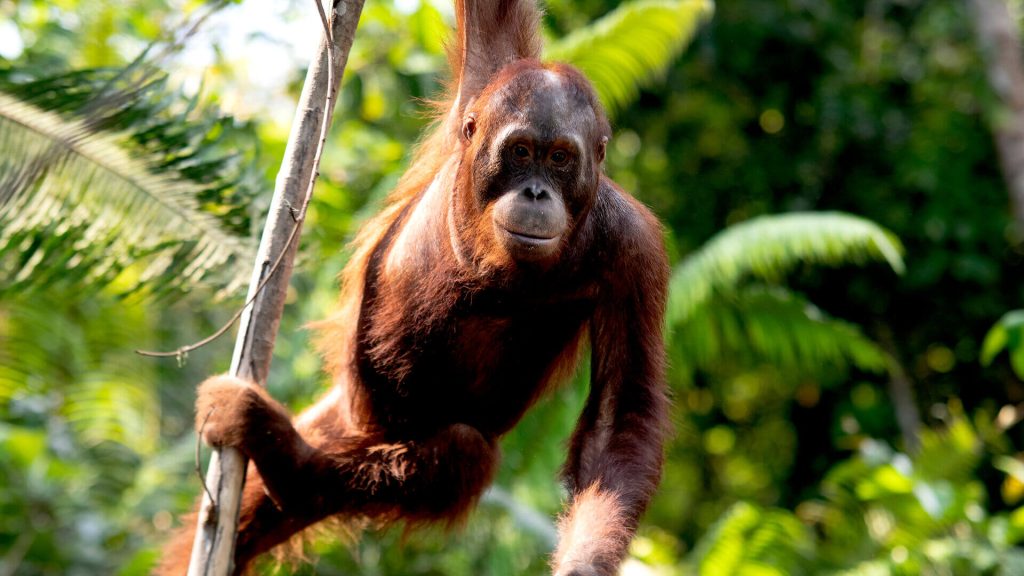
[668,212,905,325]
[981,322,1010,366]
[855,465,914,499]
[62,374,160,454]
[0,92,253,298]
[687,502,812,576]
[0,426,47,466]
[981,310,1024,380]
[914,414,981,483]
[994,456,1024,484]
[673,286,889,375]
[545,0,713,115]
[117,548,160,576]
[0,293,161,457]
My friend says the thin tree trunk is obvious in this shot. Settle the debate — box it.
[887,356,922,454]
[877,327,922,454]
[968,0,1024,227]
[186,2,363,574]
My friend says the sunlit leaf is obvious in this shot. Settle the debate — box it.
[915,413,981,482]
[687,502,812,575]
[546,0,713,115]
[982,310,1024,380]
[0,92,253,298]
[994,456,1024,484]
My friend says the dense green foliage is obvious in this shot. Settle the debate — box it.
[3,0,1024,574]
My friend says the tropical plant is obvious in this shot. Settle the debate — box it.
[668,212,904,378]
[685,501,814,576]
[546,0,713,115]
[683,408,1024,576]
[0,291,204,576]
[0,8,267,575]
[982,310,1024,380]
[0,68,262,299]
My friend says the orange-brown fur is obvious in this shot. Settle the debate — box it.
[157,2,668,575]
[553,484,632,575]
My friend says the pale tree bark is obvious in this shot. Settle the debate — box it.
[968,0,1024,227]
[186,1,364,574]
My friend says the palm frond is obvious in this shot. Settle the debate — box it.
[674,286,889,375]
[2,69,265,238]
[669,212,904,324]
[0,294,162,457]
[545,0,713,115]
[0,92,253,298]
[62,374,160,455]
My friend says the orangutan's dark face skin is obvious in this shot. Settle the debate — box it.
[460,65,609,264]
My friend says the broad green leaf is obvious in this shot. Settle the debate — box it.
[994,456,1024,484]
[0,425,47,466]
[982,322,1010,366]
[981,310,1024,379]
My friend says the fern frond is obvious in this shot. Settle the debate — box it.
[687,502,813,576]
[674,286,889,375]
[669,212,904,324]
[545,0,713,115]
[0,92,252,298]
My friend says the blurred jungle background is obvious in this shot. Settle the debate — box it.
[5,0,1024,574]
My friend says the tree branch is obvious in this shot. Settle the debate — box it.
[185,2,364,574]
